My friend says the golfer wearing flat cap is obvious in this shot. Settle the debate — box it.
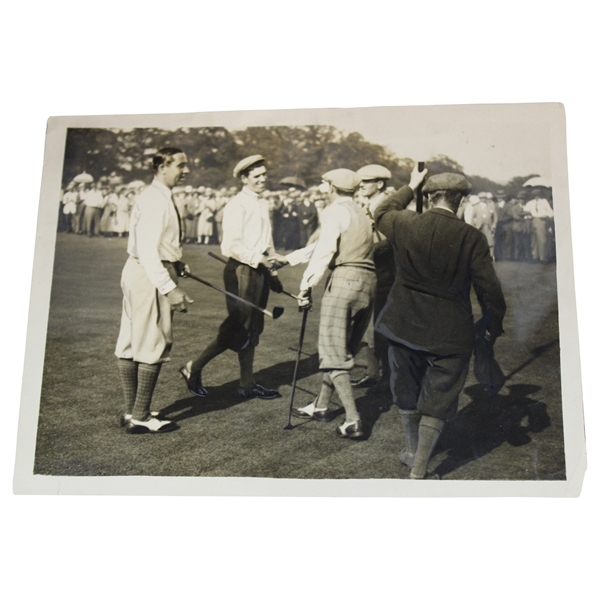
[180,155,284,400]
[352,164,395,400]
[114,147,193,434]
[292,169,376,439]
[374,171,506,478]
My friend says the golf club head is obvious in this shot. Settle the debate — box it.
[283,424,294,430]
[272,305,284,319]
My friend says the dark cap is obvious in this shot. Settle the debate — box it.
[422,173,472,194]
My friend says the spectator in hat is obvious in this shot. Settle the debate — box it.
[493,189,511,261]
[62,182,79,233]
[374,171,505,478]
[297,193,318,247]
[81,181,107,237]
[289,169,376,439]
[197,193,216,245]
[524,186,554,263]
[114,188,134,237]
[180,155,285,400]
[507,191,532,262]
[351,164,395,405]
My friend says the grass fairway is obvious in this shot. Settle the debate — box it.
[33,234,566,480]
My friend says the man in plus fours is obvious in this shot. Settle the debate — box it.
[374,172,506,478]
[293,169,377,439]
[180,155,283,400]
[115,148,194,434]
[352,164,395,401]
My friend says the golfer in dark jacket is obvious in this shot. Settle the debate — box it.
[374,172,506,478]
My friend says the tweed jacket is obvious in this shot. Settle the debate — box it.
[374,186,506,356]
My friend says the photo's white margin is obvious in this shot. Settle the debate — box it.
[13,103,586,497]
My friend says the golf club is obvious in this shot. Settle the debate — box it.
[182,272,284,319]
[208,251,300,301]
[284,298,311,430]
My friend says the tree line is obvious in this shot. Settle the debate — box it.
[62,126,537,197]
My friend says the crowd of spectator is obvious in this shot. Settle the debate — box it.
[58,173,555,264]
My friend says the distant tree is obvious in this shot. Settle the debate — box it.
[469,175,500,196]
[422,154,465,178]
[505,174,540,199]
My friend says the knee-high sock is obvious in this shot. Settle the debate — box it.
[362,345,379,379]
[411,415,444,479]
[238,346,255,388]
[189,338,228,374]
[118,358,138,415]
[399,409,420,456]
[314,372,335,409]
[330,370,359,422]
[131,363,162,421]
[118,358,139,414]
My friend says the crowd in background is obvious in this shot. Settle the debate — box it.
[57,174,555,264]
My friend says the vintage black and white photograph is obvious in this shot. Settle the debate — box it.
[13,103,584,496]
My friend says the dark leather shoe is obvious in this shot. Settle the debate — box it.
[313,408,339,422]
[236,383,281,400]
[336,419,364,439]
[179,366,208,398]
[292,405,315,419]
[351,374,377,388]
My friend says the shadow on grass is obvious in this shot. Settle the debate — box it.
[433,382,551,477]
[162,352,321,422]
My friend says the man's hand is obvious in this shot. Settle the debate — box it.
[408,164,428,190]
[270,274,284,293]
[269,253,290,270]
[258,255,276,270]
[166,287,193,313]
[297,288,312,311]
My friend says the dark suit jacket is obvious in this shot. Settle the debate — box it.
[374,186,506,356]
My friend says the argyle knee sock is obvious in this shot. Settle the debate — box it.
[118,358,138,415]
[314,372,335,410]
[410,416,444,479]
[238,346,255,388]
[330,370,360,423]
[131,363,162,421]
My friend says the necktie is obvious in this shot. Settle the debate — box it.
[172,199,183,243]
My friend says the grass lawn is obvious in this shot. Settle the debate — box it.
[33,234,566,480]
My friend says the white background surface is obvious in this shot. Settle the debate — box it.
[1,1,596,597]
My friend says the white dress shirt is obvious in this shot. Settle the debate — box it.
[221,187,275,268]
[524,198,554,218]
[296,198,353,292]
[81,188,106,208]
[127,179,182,295]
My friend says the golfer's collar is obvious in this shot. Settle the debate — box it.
[241,186,262,201]
[151,179,172,200]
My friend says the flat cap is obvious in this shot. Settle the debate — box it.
[322,168,361,193]
[422,173,472,194]
[233,154,265,178]
[357,164,392,180]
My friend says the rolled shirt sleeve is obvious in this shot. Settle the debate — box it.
[299,203,350,292]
